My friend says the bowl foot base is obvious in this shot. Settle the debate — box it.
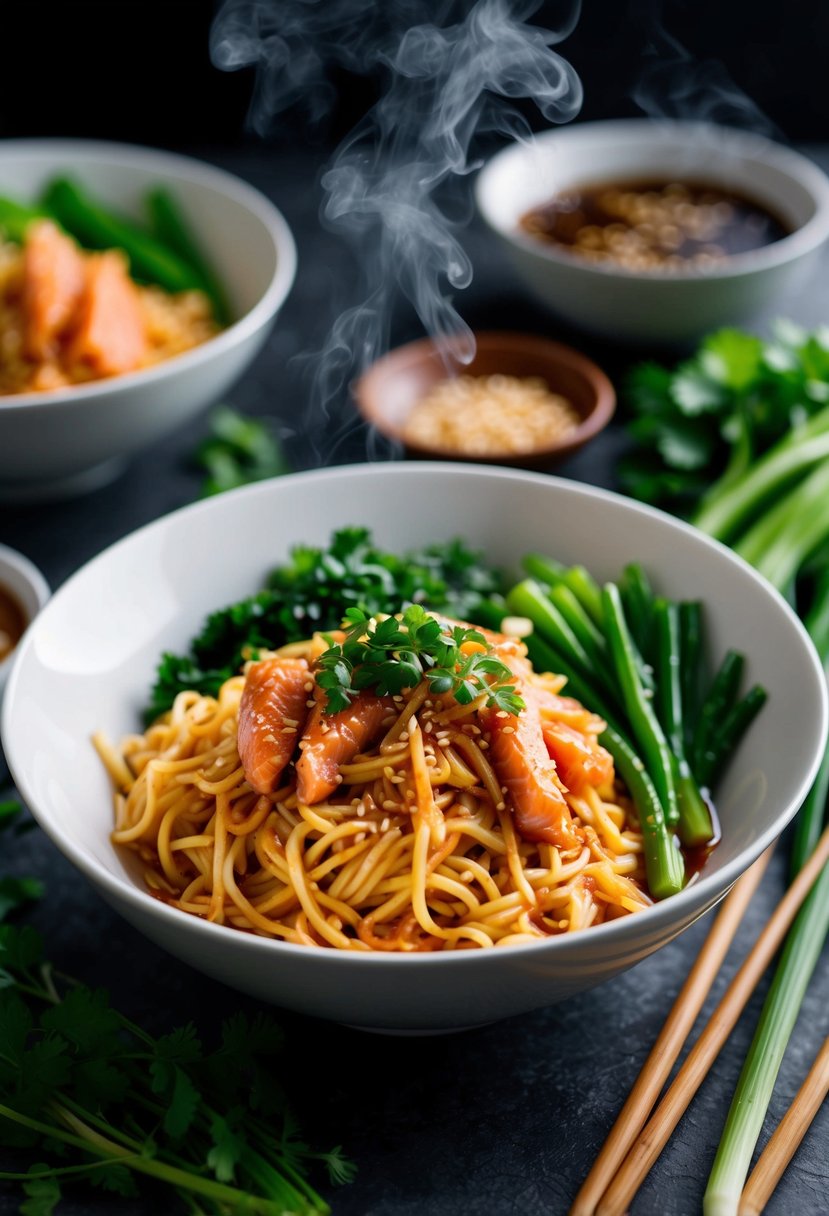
[345,1022,493,1036]
[0,456,128,503]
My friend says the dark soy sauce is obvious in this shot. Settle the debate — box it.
[520,179,791,271]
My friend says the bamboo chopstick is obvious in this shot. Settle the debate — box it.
[570,846,774,1216]
[595,822,829,1216]
[738,1034,829,1216]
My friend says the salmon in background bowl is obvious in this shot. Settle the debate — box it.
[0,140,296,502]
[2,463,826,1032]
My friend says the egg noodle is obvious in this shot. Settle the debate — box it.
[95,635,650,952]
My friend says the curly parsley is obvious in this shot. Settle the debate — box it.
[146,528,504,724]
[316,604,524,716]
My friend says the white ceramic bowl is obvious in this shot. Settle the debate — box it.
[0,543,50,699]
[475,119,829,344]
[2,464,826,1031]
[0,140,297,501]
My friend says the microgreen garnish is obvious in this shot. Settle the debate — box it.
[316,604,524,716]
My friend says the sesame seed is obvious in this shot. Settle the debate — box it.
[380,817,390,831]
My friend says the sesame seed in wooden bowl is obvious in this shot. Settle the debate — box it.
[352,331,616,470]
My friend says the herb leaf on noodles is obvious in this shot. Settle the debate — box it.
[146,528,503,723]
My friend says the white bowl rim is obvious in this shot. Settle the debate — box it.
[0,138,297,412]
[475,118,829,283]
[0,542,50,678]
[3,461,827,967]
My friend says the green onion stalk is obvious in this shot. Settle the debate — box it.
[691,441,829,1215]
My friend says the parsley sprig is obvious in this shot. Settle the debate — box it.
[146,527,503,724]
[316,604,524,716]
[0,801,354,1215]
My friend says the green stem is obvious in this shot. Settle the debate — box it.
[735,460,829,588]
[703,861,829,1216]
[602,583,679,826]
[654,599,713,845]
[692,404,829,542]
[0,1101,320,1216]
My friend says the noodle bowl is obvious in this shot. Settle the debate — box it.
[97,632,650,952]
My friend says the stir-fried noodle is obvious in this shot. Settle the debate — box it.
[97,633,650,952]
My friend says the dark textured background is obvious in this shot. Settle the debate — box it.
[2,0,829,1211]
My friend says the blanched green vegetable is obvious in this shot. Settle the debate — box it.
[43,177,200,293]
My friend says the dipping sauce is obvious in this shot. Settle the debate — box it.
[520,179,791,272]
[0,583,26,662]
[402,373,581,456]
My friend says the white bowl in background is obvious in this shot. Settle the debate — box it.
[0,543,50,699]
[2,464,826,1031]
[475,119,829,345]
[0,140,297,501]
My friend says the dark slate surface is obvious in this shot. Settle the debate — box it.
[1,146,828,1216]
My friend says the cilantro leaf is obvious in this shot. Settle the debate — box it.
[20,1171,61,1216]
[40,987,122,1058]
[0,877,42,922]
[622,323,829,516]
[88,1164,138,1197]
[194,406,290,498]
[207,1110,246,1182]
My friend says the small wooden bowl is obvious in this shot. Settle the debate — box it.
[352,331,616,470]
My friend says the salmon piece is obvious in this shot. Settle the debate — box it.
[481,694,580,851]
[237,657,311,795]
[540,718,614,791]
[480,637,581,852]
[68,250,147,375]
[22,220,86,359]
[296,689,394,805]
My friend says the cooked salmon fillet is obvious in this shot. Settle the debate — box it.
[539,717,613,791]
[481,637,582,851]
[68,250,147,375]
[22,220,85,360]
[237,657,311,795]
[296,689,394,805]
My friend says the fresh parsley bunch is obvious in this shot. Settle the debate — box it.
[0,801,354,1215]
[620,322,829,517]
[316,604,524,716]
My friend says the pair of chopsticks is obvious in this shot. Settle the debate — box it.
[571,823,829,1216]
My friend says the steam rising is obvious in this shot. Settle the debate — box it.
[633,0,779,138]
[211,0,582,461]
